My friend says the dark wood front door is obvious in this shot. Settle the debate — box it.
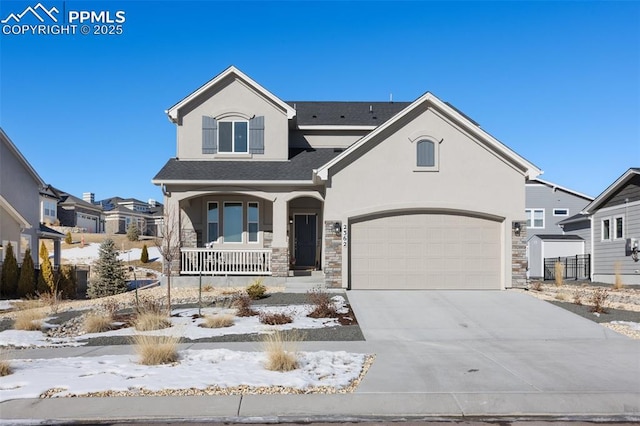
[294,214,317,268]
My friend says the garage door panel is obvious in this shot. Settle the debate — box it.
[351,213,501,290]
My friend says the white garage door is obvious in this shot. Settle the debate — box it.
[350,213,501,289]
[77,215,97,233]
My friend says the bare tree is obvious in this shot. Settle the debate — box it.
[155,204,182,314]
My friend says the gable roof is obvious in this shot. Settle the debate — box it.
[166,66,296,123]
[583,168,640,214]
[288,101,411,128]
[153,148,342,184]
[53,187,103,212]
[531,234,584,241]
[526,178,594,201]
[316,92,541,180]
[0,128,45,188]
[557,213,590,226]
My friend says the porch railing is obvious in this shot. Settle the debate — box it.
[180,248,272,275]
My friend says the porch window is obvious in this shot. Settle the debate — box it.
[248,202,259,243]
[223,202,243,243]
[207,202,219,242]
[219,121,248,153]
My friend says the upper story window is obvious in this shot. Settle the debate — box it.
[553,208,569,216]
[410,135,441,172]
[219,121,248,153]
[526,208,544,228]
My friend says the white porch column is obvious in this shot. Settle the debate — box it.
[271,197,289,277]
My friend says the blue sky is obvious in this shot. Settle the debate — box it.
[1,1,638,203]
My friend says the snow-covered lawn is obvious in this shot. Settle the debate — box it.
[61,243,162,265]
[0,349,369,402]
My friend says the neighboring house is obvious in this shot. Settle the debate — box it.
[0,129,62,266]
[583,168,640,285]
[40,184,61,226]
[96,196,164,236]
[152,66,541,290]
[525,178,594,278]
[55,188,104,233]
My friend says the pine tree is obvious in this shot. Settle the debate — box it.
[17,248,36,298]
[1,242,19,297]
[127,221,140,241]
[87,238,127,298]
[65,231,73,245]
[37,242,56,294]
[140,244,149,263]
[58,265,77,299]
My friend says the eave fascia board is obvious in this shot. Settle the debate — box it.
[151,179,317,186]
[316,92,542,180]
[582,168,640,214]
[298,125,376,131]
[166,66,296,123]
[0,195,32,229]
[527,178,594,201]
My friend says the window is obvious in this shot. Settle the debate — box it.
[614,216,624,239]
[417,140,435,167]
[525,209,544,228]
[553,208,569,216]
[44,201,56,218]
[602,218,611,241]
[223,202,243,243]
[207,202,219,243]
[247,202,259,243]
[219,121,248,153]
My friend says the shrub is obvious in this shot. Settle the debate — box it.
[572,288,584,305]
[201,314,235,328]
[259,311,293,325]
[0,359,11,376]
[133,334,180,365]
[58,265,77,299]
[84,312,113,333]
[17,248,36,298]
[613,262,624,290]
[127,221,140,242]
[554,292,568,301]
[590,287,609,314]
[554,262,564,287]
[134,312,171,331]
[232,293,257,317]
[38,290,62,314]
[37,242,55,294]
[307,288,338,318]
[65,232,73,245]
[14,309,44,331]
[134,294,164,316]
[202,284,214,292]
[1,242,19,297]
[530,281,543,292]
[246,278,266,300]
[140,244,149,263]
[262,331,298,372]
[87,239,127,299]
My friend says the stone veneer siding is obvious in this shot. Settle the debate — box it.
[324,221,343,288]
[512,221,527,288]
[271,247,289,277]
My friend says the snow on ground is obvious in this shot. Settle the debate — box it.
[61,243,163,265]
[0,349,368,402]
[612,321,640,331]
[0,300,16,311]
[0,298,350,348]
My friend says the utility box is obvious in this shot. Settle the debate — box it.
[625,238,639,256]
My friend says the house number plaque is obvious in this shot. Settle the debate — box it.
[342,224,348,247]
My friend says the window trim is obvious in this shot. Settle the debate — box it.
[525,208,545,229]
[247,202,259,243]
[410,135,441,172]
[614,215,624,240]
[553,208,569,217]
[601,218,611,241]
[207,202,219,244]
[218,120,249,154]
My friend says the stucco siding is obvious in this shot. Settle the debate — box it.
[525,183,591,236]
[289,130,366,149]
[177,77,289,161]
[593,203,640,284]
[324,106,526,289]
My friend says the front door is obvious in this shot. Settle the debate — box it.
[294,214,317,268]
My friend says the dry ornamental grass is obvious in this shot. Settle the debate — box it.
[14,309,44,331]
[84,313,113,333]
[0,359,12,376]
[263,331,299,372]
[134,312,171,331]
[132,334,180,365]
[201,314,235,328]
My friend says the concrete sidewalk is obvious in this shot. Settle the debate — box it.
[1,291,639,423]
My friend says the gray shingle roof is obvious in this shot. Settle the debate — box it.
[288,101,410,126]
[154,148,343,182]
[533,234,584,241]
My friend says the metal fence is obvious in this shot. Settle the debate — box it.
[544,254,591,281]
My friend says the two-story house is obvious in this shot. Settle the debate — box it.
[54,189,104,233]
[1,129,62,266]
[525,178,594,279]
[583,168,640,285]
[97,196,164,236]
[153,66,541,290]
